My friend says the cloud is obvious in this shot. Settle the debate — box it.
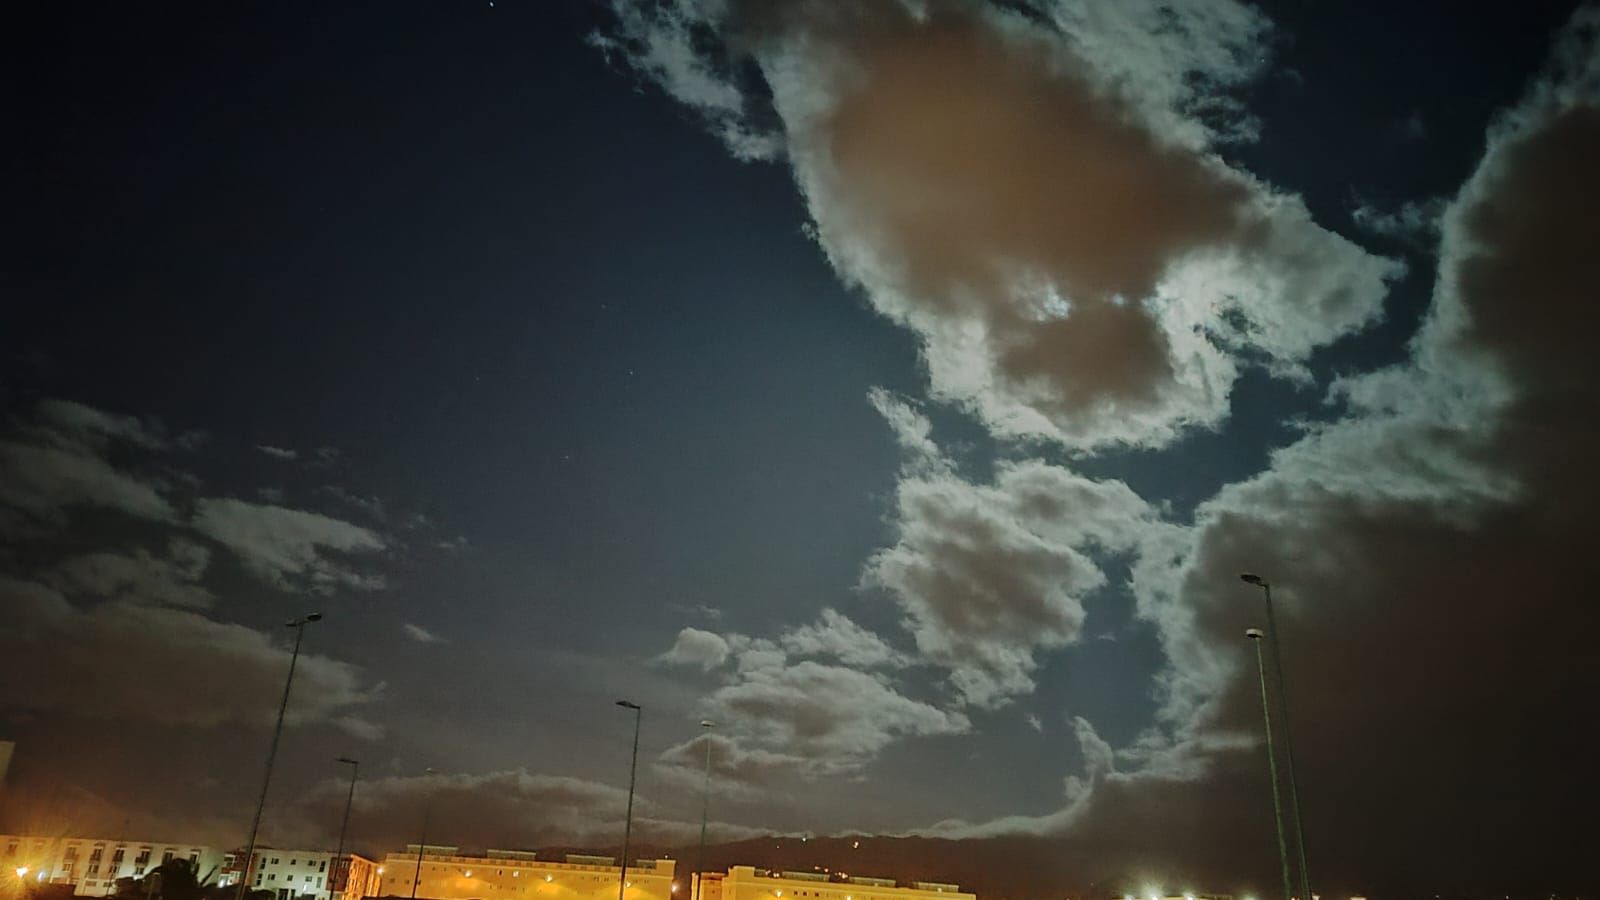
[0,576,382,732]
[864,400,1154,707]
[402,622,448,644]
[655,732,813,800]
[658,627,732,670]
[1350,196,1448,243]
[921,12,1600,889]
[32,399,171,450]
[45,537,215,609]
[300,768,759,851]
[777,608,906,669]
[0,400,177,533]
[256,444,299,461]
[655,610,968,782]
[1023,713,1042,733]
[601,0,1401,449]
[703,655,969,776]
[192,497,388,593]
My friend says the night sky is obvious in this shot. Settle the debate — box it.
[4,1,1598,898]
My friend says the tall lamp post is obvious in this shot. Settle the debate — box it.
[331,757,359,900]
[615,701,642,900]
[692,720,714,900]
[1246,628,1293,900]
[237,613,323,900]
[410,768,436,900]
[1241,574,1312,900]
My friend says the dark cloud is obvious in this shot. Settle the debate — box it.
[0,576,381,732]
[45,538,215,609]
[0,406,176,533]
[296,769,758,853]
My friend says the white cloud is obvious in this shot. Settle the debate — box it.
[705,657,969,775]
[192,497,388,593]
[402,622,448,644]
[256,444,299,461]
[778,608,906,669]
[658,626,732,670]
[864,400,1154,707]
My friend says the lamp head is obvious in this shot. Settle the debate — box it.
[700,719,714,728]
[1239,573,1266,587]
[616,700,641,710]
[1245,628,1265,640]
[337,756,359,765]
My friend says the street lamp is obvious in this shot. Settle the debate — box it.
[1241,574,1312,900]
[615,701,642,900]
[1246,628,1292,900]
[237,613,323,900]
[332,757,360,900]
[411,768,437,900]
[693,720,714,900]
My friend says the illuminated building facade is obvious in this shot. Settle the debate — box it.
[219,849,382,900]
[374,848,677,900]
[0,833,224,896]
[697,867,973,900]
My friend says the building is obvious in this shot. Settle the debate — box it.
[220,849,381,900]
[374,848,677,900]
[0,833,224,896]
[698,867,974,900]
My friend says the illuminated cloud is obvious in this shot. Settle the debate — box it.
[602,0,1401,449]
[402,622,449,644]
[193,497,388,593]
[921,14,1600,885]
[864,396,1153,707]
[658,626,733,670]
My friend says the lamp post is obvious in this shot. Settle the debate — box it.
[331,757,359,900]
[1241,574,1311,900]
[615,701,642,900]
[237,613,323,900]
[692,720,714,900]
[1246,628,1293,900]
[410,767,436,900]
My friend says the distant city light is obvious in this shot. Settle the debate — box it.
[14,867,27,878]
[546,875,554,883]
[464,871,473,878]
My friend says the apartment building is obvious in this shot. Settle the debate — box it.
[375,847,678,900]
[0,833,224,895]
[219,849,381,900]
[699,867,974,900]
